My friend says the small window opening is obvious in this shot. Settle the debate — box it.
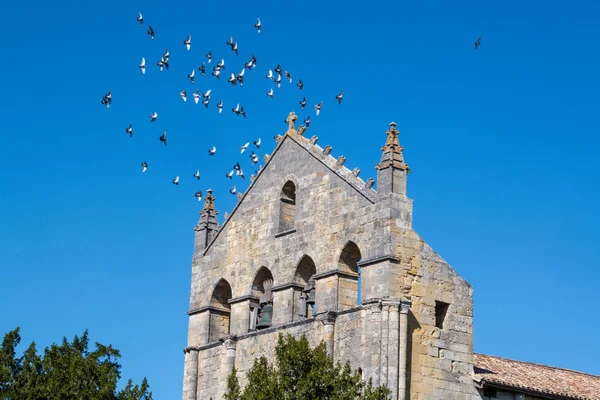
[435,301,450,329]
[279,181,296,232]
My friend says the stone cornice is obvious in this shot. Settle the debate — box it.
[357,255,401,268]
[313,269,359,280]
[228,294,260,305]
[186,305,231,316]
[271,282,305,292]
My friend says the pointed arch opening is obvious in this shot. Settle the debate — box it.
[208,279,232,342]
[338,241,362,310]
[278,181,296,232]
[250,267,274,330]
[295,256,317,318]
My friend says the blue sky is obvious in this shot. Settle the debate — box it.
[1,0,599,397]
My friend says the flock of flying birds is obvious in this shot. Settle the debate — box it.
[100,13,483,204]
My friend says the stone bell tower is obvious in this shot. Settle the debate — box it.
[182,113,478,400]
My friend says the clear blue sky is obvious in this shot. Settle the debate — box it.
[1,0,599,397]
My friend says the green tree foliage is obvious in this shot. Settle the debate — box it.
[0,327,152,400]
[225,333,391,400]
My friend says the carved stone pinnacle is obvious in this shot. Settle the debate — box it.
[203,189,215,211]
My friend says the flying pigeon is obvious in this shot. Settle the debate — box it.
[180,89,187,102]
[236,169,245,179]
[212,67,221,79]
[266,88,274,98]
[314,102,322,116]
[206,50,212,63]
[216,100,223,113]
[230,186,237,195]
[193,89,200,104]
[195,191,203,201]
[163,48,170,60]
[226,170,234,179]
[304,116,311,127]
[254,137,261,148]
[336,91,343,104]
[226,36,234,48]
[160,131,167,146]
[217,58,225,70]
[150,112,157,122]
[240,142,249,154]
[139,57,146,74]
[299,97,307,109]
[233,162,241,171]
[157,58,168,72]
[184,34,191,51]
[245,59,255,69]
[232,103,240,114]
[188,69,195,84]
[254,18,261,33]
[232,42,239,55]
[237,68,245,86]
[285,71,292,83]
[202,98,210,108]
[475,37,481,49]
[228,72,237,86]
[126,124,133,137]
[209,146,216,155]
[199,62,206,76]
[275,74,282,88]
[147,26,154,39]
[141,161,148,173]
[137,12,144,25]
[266,69,274,80]
[101,91,112,108]
[202,89,211,99]
[240,106,247,118]
[274,63,282,75]
[250,152,259,164]
[172,176,179,185]
[193,169,200,180]
[297,79,304,90]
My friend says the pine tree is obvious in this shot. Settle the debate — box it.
[224,333,391,400]
[0,327,152,400]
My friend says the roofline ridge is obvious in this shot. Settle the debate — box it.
[476,353,600,379]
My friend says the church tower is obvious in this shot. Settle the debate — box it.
[182,114,478,400]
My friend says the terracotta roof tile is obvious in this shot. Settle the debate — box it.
[474,353,600,400]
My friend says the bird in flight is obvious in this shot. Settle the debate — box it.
[336,91,343,104]
[208,146,216,155]
[172,176,179,185]
[141,161,148,173]
[138,57,145,74]
[126,124,133,137]
[297,79,304,90]
[160,131,167,146]
[184,34,191,51]
[266,88,274,98]
[137,12,144,25]
[314,102,322,116]
[474,37,481,49]
[147,26,155,40]
[193,169,200,180]
[254,18,261,33]
[150,112,158,122]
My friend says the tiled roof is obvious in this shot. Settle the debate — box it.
[474,353,600,400]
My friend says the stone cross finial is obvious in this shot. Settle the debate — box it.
[203,189,216,211]
[285,112,298,132]
[382,121,402,152]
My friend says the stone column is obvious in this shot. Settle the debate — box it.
[271,283,304,325]
[220,339,237,396]
[383,299,401,400]
[398,301,411,400]
[228,296,258,335]
[318,311,337,357]
[182,349,199,400]
[380,303,390,387]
